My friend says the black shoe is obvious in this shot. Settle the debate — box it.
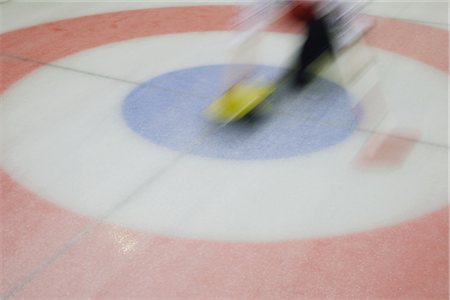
[291,71,314,89]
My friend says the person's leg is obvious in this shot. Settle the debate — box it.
[293,16,333,85]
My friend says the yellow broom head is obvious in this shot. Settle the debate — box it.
[205,83,276,122]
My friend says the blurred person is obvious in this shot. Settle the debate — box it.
[209,0,373,123]
[227,0,373,87]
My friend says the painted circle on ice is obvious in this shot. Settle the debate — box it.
[1,6,448,298]
[123,64,359,160]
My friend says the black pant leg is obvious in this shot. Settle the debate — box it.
[294,17,333,84]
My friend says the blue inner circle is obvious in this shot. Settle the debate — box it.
[122,64,359,160]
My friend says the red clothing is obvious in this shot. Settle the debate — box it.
[289,2,318,23]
